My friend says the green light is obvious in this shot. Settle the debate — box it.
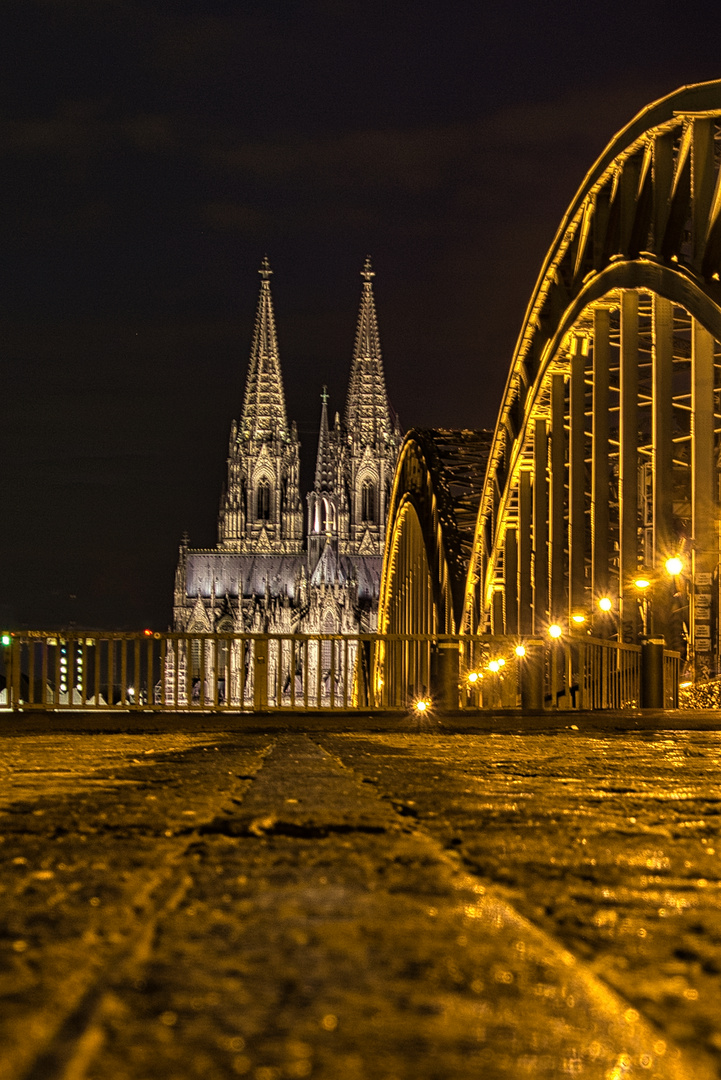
[1,633,11,647]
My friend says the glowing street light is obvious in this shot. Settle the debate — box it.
[514,644,526,657]
[633,577,652,636]
[598,597,613,612]
[548,623,562,639]
[665,556,683,577]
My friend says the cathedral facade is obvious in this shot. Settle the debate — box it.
[173,257,402,638]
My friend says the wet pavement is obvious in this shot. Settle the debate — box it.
[0,710,720,1079]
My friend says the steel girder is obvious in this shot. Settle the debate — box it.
[378,430,477,637]
[467,81,721,680]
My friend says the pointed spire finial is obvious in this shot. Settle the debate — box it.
[345,256,391,439]
[240,257,288,439]
[313,384,334,493]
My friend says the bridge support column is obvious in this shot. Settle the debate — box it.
[518,470,533,634]
[569,335,587,622]
[504,527,518,635]
[550,373,566,624]
[592,307,610,628]
[533,419,549,632]
[619,291,639,641]
[652,296,675,638]
[691,319,717,681]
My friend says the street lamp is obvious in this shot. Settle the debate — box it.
[662,554,689,664]
[595,596,618,640]
[633,577,652,636]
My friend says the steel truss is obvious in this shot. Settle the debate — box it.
[468,81,721,683]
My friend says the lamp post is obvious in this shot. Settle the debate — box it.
[632,558,686,706]
[633,577,652,637]
[547,622,565,707]
[662,554,690,676]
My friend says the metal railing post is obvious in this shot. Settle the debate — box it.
[640,638,665,708]
[430,638,460,710]
[254,635,268,711]
[519,642,544,709]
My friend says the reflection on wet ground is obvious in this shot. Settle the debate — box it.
[0,719,719,1078]
[322,730,721,1065]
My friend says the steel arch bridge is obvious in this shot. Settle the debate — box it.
[382,80,721,690]
[378,429,491,638]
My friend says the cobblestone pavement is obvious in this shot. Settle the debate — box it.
[0,713,719,1080]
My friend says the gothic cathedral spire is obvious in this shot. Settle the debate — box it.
[314,387,334,493]
[240,256,289,440]
[307,387,345,567]
[218,258,303,553]
[341,258,401,556]
[344,256,392,443]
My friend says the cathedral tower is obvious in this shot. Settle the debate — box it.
[341,257,402,555]
[218,258,303,553]
[174,257,401,641]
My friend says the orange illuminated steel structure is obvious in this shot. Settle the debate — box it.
[462,80,721,683]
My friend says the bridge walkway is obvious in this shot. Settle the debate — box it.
[0,713,718,1080]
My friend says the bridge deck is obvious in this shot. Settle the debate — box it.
[1,713,719,1079]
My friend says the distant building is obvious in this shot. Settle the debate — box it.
[173,257,402,639]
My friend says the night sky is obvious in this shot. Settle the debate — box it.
[3,0,721,631]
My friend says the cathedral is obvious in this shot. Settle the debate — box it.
[172,257,402,638]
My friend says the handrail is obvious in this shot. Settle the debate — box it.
[0,631,679,713]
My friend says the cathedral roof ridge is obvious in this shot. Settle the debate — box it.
[309,539,342,587]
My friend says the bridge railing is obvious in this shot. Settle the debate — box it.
[0,631,679,713]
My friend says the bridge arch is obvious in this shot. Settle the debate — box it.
[466,80,721,680]
[378,430,490,638]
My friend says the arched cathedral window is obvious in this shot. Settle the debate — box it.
[257,479,271,521]
[361,480,375,523]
